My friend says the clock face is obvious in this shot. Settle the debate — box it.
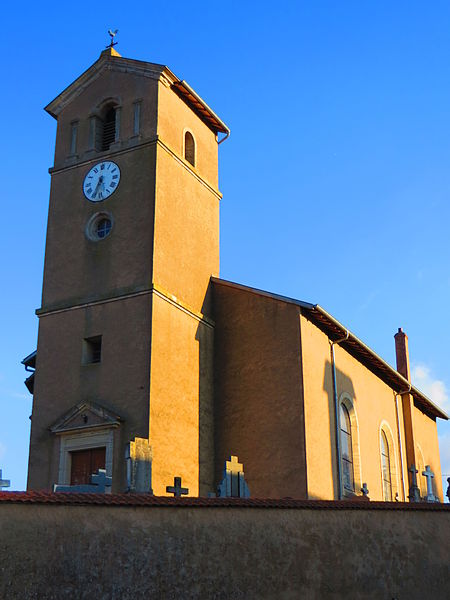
[83,161,121,202]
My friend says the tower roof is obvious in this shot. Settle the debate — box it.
[44,49,230,136]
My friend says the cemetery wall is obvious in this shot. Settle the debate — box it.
[0,494,449,599]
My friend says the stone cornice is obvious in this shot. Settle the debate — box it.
[37,284,215,329]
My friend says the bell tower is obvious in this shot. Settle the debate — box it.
[27,47,229,495]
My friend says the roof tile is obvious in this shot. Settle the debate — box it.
[0,492,448,510]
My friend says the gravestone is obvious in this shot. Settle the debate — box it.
[217,456,250,498]
[53,469,112,493]
[125,437,153,493]
[166,476,189,497]
[408,465,421,502]
[422,465,437,502]
[0,469,10,490]
[361,483,369,498]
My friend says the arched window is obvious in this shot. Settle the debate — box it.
[184,131,196,167]
[340,403,354,493]
[101,107,117,151]
[380,430,392,501]
[91,104,119,153]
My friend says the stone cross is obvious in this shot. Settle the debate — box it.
[166,477,189,498]
[422,465,436,502]
[361,483,369,497]
[408,464,421,502]
[409,464,418,485]
[226,456,244,497]
[91,469,112,491]
[217,455,250,498]
[0,469,10,490]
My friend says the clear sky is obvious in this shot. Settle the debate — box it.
[1,1,449,499]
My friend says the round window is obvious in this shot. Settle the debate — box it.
[86,212,114,241]
[96,217,112,238]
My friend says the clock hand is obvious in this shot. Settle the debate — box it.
[92,176,104,198]
[92,180,101,198]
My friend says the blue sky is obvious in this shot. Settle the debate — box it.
[1,1,449,499]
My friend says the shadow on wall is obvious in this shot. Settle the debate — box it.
[323,358,356,499]
[196,280,215,496]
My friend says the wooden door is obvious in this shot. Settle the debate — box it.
[70,447,106,485]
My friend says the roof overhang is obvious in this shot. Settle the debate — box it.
[21,350,36,370]
[172,80,230,135]
[212,277,448,421]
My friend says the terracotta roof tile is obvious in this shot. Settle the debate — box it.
[0,492,448,510]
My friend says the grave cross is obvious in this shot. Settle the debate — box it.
[166,477,189,498]
[408,464,421,502]
[225,455,244,473]
[422,465,436,502]
[226,455,244,497]
[361,483,369,497]
[0,469,10,490]
[409,464,418,485]
[91,469,112,492]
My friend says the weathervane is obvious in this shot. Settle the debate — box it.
[106,29,119,49]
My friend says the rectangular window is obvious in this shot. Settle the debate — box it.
[133,101,142,136]
[70,120,78,155]
[82,335,102,364]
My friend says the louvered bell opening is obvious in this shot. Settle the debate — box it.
[102,108,116,151]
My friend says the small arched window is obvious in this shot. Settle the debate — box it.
[380,430,392,501]
[184,131,196,167]
[340,404,354,493]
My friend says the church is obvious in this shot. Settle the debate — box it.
[24,46,448,503]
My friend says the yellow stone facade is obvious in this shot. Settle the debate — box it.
[27,48,447,502]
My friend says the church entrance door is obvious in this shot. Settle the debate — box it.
[70,447,106,485]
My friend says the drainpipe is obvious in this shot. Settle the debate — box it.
[330,330,349,499]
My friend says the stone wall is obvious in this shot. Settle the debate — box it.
[0,494,449,599]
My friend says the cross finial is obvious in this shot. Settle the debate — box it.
[166,476,189,498]
[106,29,119,49]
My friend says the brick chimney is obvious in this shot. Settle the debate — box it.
[394,327,418,500]
[394,327,410,381]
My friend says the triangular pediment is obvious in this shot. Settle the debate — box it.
[50,401,122,434]
[44,50,229,135]
[44,49,170,120]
